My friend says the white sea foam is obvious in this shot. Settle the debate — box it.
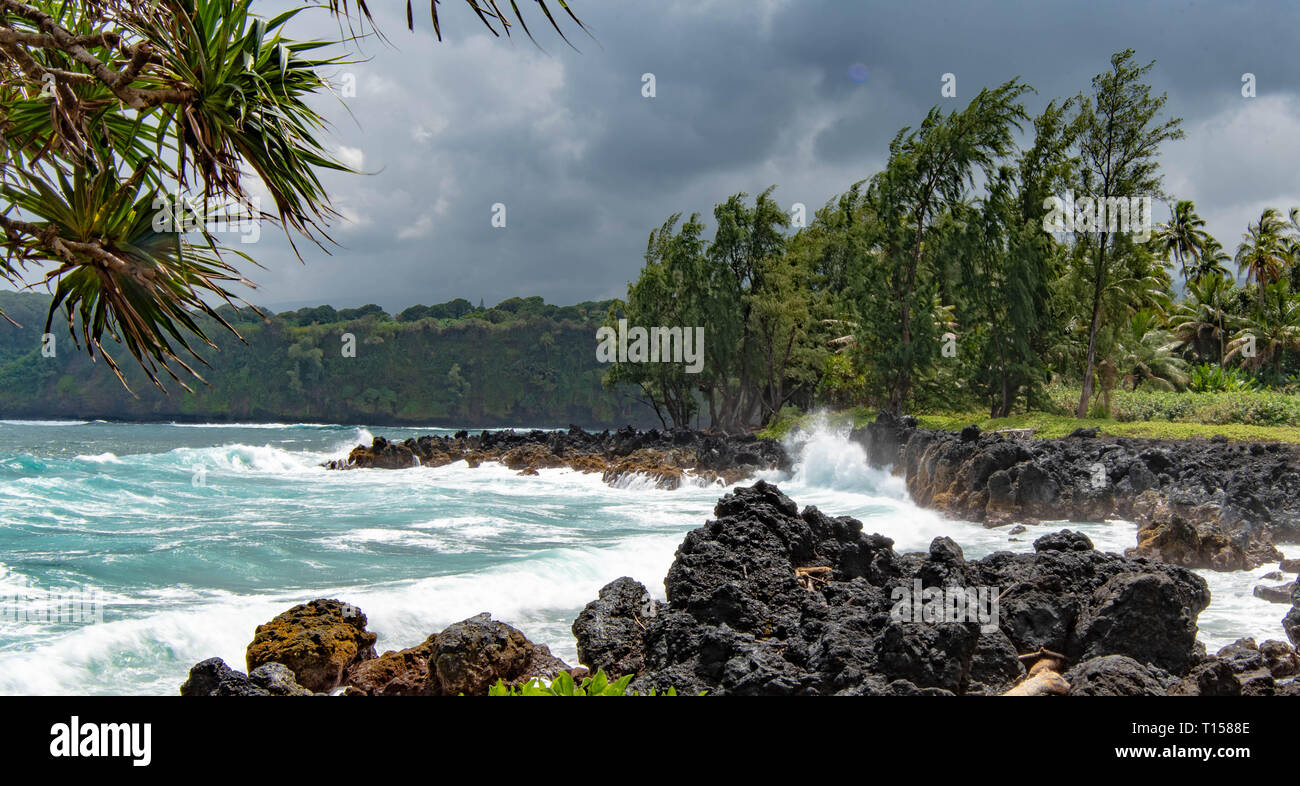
[0,421,1293,696]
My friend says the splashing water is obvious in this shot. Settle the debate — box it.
[0,419,1290,694]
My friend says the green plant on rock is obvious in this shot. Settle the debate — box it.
[487,669,703,696]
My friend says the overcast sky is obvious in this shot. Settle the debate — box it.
[163,1,1300,311]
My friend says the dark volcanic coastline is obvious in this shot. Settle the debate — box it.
[183,480,1300,697]
[855,412,1300,571]
[328,414,1300,571]
[325,425,791,489]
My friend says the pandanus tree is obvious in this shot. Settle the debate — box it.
[0,0,586,389]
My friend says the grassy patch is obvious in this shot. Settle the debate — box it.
[760,407,1300,443]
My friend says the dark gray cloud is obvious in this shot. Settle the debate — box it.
[232,0,1300,312]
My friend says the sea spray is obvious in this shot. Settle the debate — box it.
[0,421,1289,695]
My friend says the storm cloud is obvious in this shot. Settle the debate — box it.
[239,0,1300,312]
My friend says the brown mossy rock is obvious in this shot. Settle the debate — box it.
[1125,497,1281,571]
[246,599,378,693]
[340,437,417,469]
[423,613,571,696]
[345,634,439,696]
[501,444,566,472]
[601,448,690,489]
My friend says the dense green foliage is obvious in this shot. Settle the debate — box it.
[0,291,656,427]
[609,49,1300,430]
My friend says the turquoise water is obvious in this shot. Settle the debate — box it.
[0,420,1292,695]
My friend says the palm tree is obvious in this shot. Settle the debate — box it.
[1190,236,1232,286]
[1235,208,1290,313]
[1115,308,1188,391]
[1225,281,1300,378]
[1153,200,1209,287]
[1169,273,1233,366]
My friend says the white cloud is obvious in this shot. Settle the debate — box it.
[397,214,434,240]
[336,145,366,171]
[1162,94,1300,252]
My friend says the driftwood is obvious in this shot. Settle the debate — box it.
[1001,669,1070,696]
[993,428,1036,440]
[1001,648,1069,696]
[795,565,832,590]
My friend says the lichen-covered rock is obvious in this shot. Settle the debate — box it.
[180,657,269,696]
[249,662,313,696]
[246,599,378,693]
[1127,506,1281,571]
[345,635,439,696]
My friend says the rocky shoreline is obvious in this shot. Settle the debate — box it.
[182,481,1300,697]
[326,416,1300,574]
[854,412,1300,571]
[324,426,790,489]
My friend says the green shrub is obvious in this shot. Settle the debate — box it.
[487,669,703,696]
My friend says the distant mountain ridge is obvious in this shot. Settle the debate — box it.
[0,291,656,428]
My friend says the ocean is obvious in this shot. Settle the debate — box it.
[0,420,1293,695]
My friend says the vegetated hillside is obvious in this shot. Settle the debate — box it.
[0,292,657,428]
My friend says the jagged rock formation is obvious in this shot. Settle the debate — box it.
[572,481,1230,696]
[325,426,789,489]
[854,412,1296,570]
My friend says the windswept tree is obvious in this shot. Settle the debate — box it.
[602,213,707,429]
[1069,50,1184,418]
[851,78,1031,414]
[699,187,791,432]
[949,102,1071,417]
[0,0,586,389]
